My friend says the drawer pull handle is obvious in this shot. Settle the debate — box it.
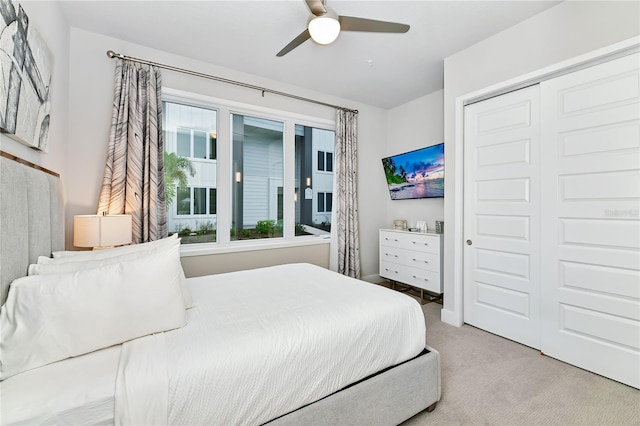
[412,258,429,263]
[385,237,398,242]
[385,253,398,258]
[412,241,428,246]
[412,275,429,281]
[385,268,399,274]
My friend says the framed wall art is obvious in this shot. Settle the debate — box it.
[0,0,53,152]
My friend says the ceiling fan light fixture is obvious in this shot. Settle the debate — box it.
[308,14,340,45]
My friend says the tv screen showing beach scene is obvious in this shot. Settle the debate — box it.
[381,144,444,200]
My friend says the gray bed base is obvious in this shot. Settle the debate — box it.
[0,153,441,425]
[268,347,441,426]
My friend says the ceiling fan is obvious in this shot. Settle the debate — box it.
[277,0,410,57]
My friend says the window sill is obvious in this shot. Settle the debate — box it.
[179,235,330,258]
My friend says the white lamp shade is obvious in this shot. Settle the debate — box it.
[308,15,341,45]
[74,215,132,248]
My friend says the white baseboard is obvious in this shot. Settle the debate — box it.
[440,308,463,327]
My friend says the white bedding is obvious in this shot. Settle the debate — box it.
[0,345,120,425]
[2,263,426,425]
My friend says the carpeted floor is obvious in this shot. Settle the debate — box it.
[402,302,640,425]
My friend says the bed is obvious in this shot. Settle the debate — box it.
[0,153,441,425]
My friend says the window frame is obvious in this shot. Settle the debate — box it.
[162,88,335,256]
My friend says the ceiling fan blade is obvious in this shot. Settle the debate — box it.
[339,16,410,33]
[305,0,327,16]
[276,29,311,57]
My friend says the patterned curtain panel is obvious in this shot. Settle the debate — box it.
[333,109,361,278]
[97,59,167,243]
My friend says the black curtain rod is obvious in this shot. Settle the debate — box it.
[106,50,358,114]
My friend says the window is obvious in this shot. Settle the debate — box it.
[193,187,206,214]
[231,114,284,241]
[177,129,190,157]
[317,192,332,213]
[277,187,284,221]
[209,133,217,160]
[295,126,335,235]
[317,150,333,172]
[174,187,216,216]
[209,188,217,215]
[163,101,217,244]
[193,131,207,159]
[162,90,334,248]
[176,127,215,160]
[176,187,190,215]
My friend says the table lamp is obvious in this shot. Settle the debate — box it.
[74,214,132,249]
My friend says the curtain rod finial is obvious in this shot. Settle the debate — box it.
[106,50,123,59]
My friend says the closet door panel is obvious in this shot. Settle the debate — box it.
[540,52,640,389]
[463,85,541,349]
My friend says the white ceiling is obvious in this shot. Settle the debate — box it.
[58,0,562,109]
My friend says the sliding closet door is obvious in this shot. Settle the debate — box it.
[463,85,541,349]
[540,52,640,389]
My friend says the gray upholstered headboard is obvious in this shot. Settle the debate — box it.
[0,153,64,305]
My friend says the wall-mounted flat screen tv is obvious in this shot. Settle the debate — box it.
[381,143,444,200]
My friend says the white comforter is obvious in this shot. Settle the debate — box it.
[115,263,426,425]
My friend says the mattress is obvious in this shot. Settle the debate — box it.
[1,263,426,425]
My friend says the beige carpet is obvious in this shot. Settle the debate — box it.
[403,302,640,425]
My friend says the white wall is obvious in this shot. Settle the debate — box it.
[66,27,387,278]
[0,1,69,190]
[385,90,444,233]
[441,0,640,325]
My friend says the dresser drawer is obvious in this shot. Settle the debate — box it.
[380,246,440,273]
[380,260,403,280]
[380,261,441,293]
[401,266,441,293]
[380,230,440,254]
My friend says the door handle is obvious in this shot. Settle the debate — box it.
[466,239,473,245]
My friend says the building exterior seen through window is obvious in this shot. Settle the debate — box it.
[163,101,217,244]
[231,114,284,240]
[295,125,334,236]
[162,98,334,245]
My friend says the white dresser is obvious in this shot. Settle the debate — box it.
[379,229,443,295]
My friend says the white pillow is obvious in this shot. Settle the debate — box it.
[35,235,194,309]
[0,250,187,380]
[48,234,179,261]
